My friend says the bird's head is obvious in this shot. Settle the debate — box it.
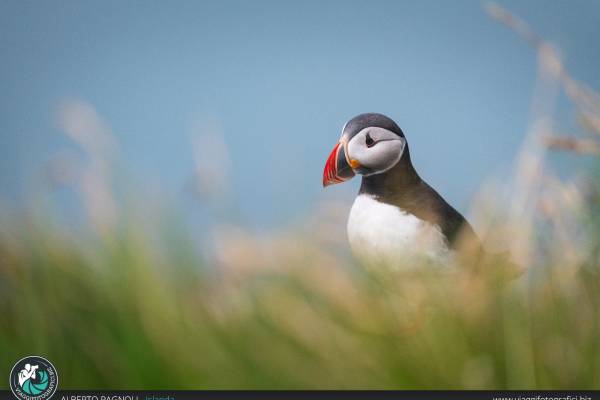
[323,113,406,187]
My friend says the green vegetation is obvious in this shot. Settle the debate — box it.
[1,198,599,389]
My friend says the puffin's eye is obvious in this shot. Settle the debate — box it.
[365,133,375,148]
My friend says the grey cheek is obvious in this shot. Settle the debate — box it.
[363,140,405,175]
[346,130,405,175]
[371,147,402,174]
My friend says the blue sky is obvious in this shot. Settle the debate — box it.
[1,0,599,229]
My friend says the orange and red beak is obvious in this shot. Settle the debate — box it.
[323,140,356,187]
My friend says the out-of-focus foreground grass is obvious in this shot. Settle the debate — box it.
[1,4,600,390]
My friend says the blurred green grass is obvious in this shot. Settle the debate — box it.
[1,202,599,389]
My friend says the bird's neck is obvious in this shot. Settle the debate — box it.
[359,148,422,200]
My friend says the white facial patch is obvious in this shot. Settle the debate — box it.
[346,127,405,175]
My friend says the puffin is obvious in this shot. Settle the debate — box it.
[323,113,479,267]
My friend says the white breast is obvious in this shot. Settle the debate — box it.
[347,194,451,269]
